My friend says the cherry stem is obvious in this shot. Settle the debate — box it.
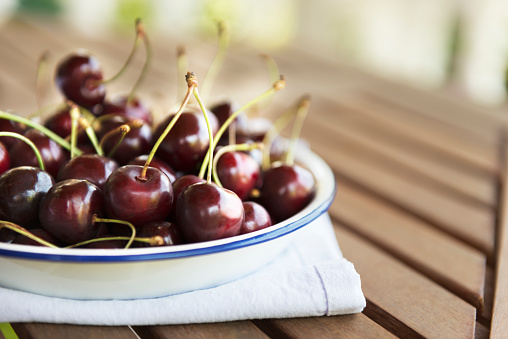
[261,98,300,171]
[100,124,131,159]
[65,235,164,249]
[260,54,281,85]
[0,132,45,170]
[201,20,230,104]
[176,45,189,102]
[127,18,152,103]
[212,142,263,187]
[188,73,214,183]
[0,221,58,248]
[99,18,143,86]
[78,116,104,156]
[92,216,136,249]
[35,50,50,110]
[198,76,286,178]
[139,76,195,180]
[68,103,81,159]
[0,110,82,155]
[285,95,311,166]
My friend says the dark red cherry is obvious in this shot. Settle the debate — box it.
[216,151,260,201]
[153,110,218,173]
[0,118,27,149]
[0,141,10,175]
[0,166,55,228]
[96,115,153,165]
[128,155,176,183]
[103,165,173,226]
[12,228,58,247]
[57,154,119,190]
[98,96,153,125]
[9,129,68,178]
[240,201,272,234]
[84,237,127,249]
[136,221,182,247]
[236,116,272,142]
[44,106,72,138]
[55,52,106,108]
[0,228,16,244]
[176,182,244,243]
[169,174,205,221]
[39,179,105,245]
[259,164,316,222]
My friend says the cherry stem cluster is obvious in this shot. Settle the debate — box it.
[0,110,82,156]
[285,95,310,166]
[92,216,136,249]
[198,76,286,178]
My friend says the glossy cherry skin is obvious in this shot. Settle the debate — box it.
[0,166,55,228]
[12,228,59,247]
[128,155,176,183]
[0,119,27,149]
[259,164,316,222]
[39,179,105,245]
[44,106,72,138]
[169,174,205,221]
[153,110,218,173]
[98,96,153,125]
[176,182,244,243]
[240,201,272,234]
[0,141,10,175]
[103,165,173,226]
[216,151,260,201]
[95,115,153,165]
[136,221,183,247]
[55,52,106,108]
[57,154,118,190]
[9,129,69,178]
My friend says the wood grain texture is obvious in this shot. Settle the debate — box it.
[9,323,138,339]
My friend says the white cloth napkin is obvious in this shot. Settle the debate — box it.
[0,213,365,325]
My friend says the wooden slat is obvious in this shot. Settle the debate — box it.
[133,321,269,339]
[330,179,486,309]
[333,222,477,338]
[253,315,396,339]
[302,118,496,259]
[10,323,138,339]
[491,142,508,338]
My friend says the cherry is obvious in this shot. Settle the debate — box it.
[57,154,119,190]
[96,115,153,165]
[0,166,55,228]
[176,182,244,243]
[0,228,16,244]
[98,96,153,125]
[215,150,260,201]
[259,163,316,222]
[153,110,218,173]
[0,141,10,175]
[39,179,105,245]
[0,118,27,149]
[83,237,128,249]
[12,228,58,247]
[240,201,272,234]
[169,174,204,221]
[55,51,106,109]
[136,221,182,247]
[128,154,176,183]
[103,165,173,226]
[44,106,73,138]
[9,129,68,178]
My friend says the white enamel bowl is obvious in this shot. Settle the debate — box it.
[0,148,336,300]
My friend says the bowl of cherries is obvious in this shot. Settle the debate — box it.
[0,21,336,300]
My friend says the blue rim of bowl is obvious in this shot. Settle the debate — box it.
[0,152,336,263]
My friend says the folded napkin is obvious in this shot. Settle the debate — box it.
[0,213,365,325]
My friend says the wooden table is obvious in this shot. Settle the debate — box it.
[1,15,507,339]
